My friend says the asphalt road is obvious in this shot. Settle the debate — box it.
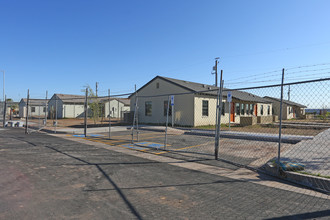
[0,128,329,219]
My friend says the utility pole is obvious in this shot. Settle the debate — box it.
[288,85,291,101]
[212,58,220,87]
[96,82,99,97]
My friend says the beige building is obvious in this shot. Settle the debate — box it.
[130,76,273,127]
[264,96,307,120]
[102,98,130,119]
[19,99,48,118]
[48,94,86,119]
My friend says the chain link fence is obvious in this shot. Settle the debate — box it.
[5,76,330,193]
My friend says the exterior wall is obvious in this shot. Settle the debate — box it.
[194,95,221,126]
[48,97,64,119]
[62,104,85,118]
[19,101,26,118]
[104,100,128,118]
[192,99,273,126]
[257,103,272,117]
[130,78,195,126]
[19,101,47,118]
[268,99,306,120]
[286,105,294,119]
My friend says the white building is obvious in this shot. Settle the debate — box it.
[48,94,85,119]
[102,98,130,119]
[19,99,48,118]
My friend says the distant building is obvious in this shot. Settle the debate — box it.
[48,94,85,119]
[102,98,130,119]
[263,96,307,120]
[19,99,48,118]
[47,94,131,119]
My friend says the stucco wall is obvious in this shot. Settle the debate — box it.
[130,78,195,126]
[104,100,128,118]
[62,104,85,118]
[19,101,47,118]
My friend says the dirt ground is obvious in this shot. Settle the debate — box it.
[28,117,126,128]
[25,117,327,136]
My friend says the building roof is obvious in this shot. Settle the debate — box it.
[263,96,307,108]
[54,94,130,105]
[54,94,86,104]
[118,98,130,106]
[20,98,48,106]
[131,76,270,103]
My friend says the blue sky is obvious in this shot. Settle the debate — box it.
[1,0,330,106]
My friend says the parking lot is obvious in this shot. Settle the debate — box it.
[1,128,329,219]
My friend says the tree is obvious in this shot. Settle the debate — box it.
[82,85,101,124]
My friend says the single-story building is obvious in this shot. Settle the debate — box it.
[19,99,48,118]
[264,96,307,120]
[48,94,86,119]
[102,98,130,119]
[48,94,131,119]
[129,76,273,127]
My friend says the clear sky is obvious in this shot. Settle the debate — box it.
[1,0,330,107]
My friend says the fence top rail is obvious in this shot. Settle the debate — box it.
[25,77,330,100]
[135,77,330,98]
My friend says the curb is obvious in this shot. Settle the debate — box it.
[263,163,330,194]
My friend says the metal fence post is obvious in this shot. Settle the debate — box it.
[38,103,41,130]
[164,95,170,150]
[25,89,29,134]
[55,95,57,133]
[215,70,224,160]
[3,95,6,127]
[84,88,88,137]
[108,89,111,139]
[131,85,138,143]
[277,68,285,174]
[45,91,48,126]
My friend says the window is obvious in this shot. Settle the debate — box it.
[241,103,245,115]
[164,100,172,116]
[250,104,254,115]
[261,105,264,115]
[156,82,159,89]
[236,103,240,115]
[43,107,46,112]
[246,104,249,115]
[202,100,208,116]
[145,101,152,116]
[267,105,270,115]
[31,107,36,113]
[222,102,225,116]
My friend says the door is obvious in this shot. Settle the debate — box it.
[230,102,235,122]
[254,104,257,116]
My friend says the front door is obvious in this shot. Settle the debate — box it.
[254,104,257,116]
[230,102,235,122]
